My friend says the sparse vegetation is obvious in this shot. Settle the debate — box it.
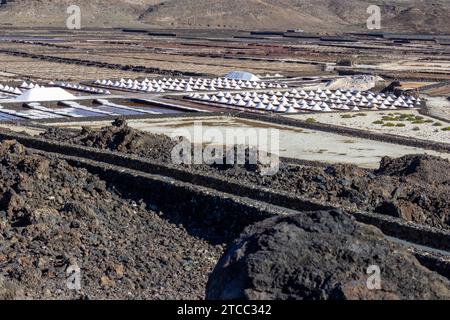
[376,114,438,129]
[381,114,425,123]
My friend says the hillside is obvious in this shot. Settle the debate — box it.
[0,0,449,33]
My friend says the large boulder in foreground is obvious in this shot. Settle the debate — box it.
[0,276,23,300]
[206,210,450,300]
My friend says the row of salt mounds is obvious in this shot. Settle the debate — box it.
[54,81,110,94]
[1,83,24,95]
[93,77,287,93]
[187,89,421,113]
[94,78,165,92]
[22,81,109,95]
[19,81,46,90]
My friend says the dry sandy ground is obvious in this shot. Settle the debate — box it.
[286,110,450,144]
[0,124,45,136]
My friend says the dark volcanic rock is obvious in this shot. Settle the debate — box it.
[206,210,450,300]
[374,155,450,226]
[0,139,222,299]
[40,122,450,230]
[0,276,24,300]
[377,154,450,184]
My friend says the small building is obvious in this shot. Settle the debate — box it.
[224,71,260,82]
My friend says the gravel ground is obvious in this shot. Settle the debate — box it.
[0,139,223,300]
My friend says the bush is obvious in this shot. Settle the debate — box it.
[372,120,384,125]
[396,123,406,127]
[442,127,450,131]
[305,118,316,124]
[340,114,353,119]
[412,120,426,124]
[433,122,443,126]
[397,115,412,121]
[383,122,396,127]
[412,126,421,131]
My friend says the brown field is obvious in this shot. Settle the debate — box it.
[0,53,149,81]
[46,52,322,77]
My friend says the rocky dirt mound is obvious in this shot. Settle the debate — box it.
[202,152,450,229]
[377,154,450,184]
[206,209,450,300]
[193,153,450,230]
[40,122,450,230]
[41,120,273,172]
[0,139,222,299]
[210,145,280,176]
[371,154,450,225]
[42,119,179,162]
